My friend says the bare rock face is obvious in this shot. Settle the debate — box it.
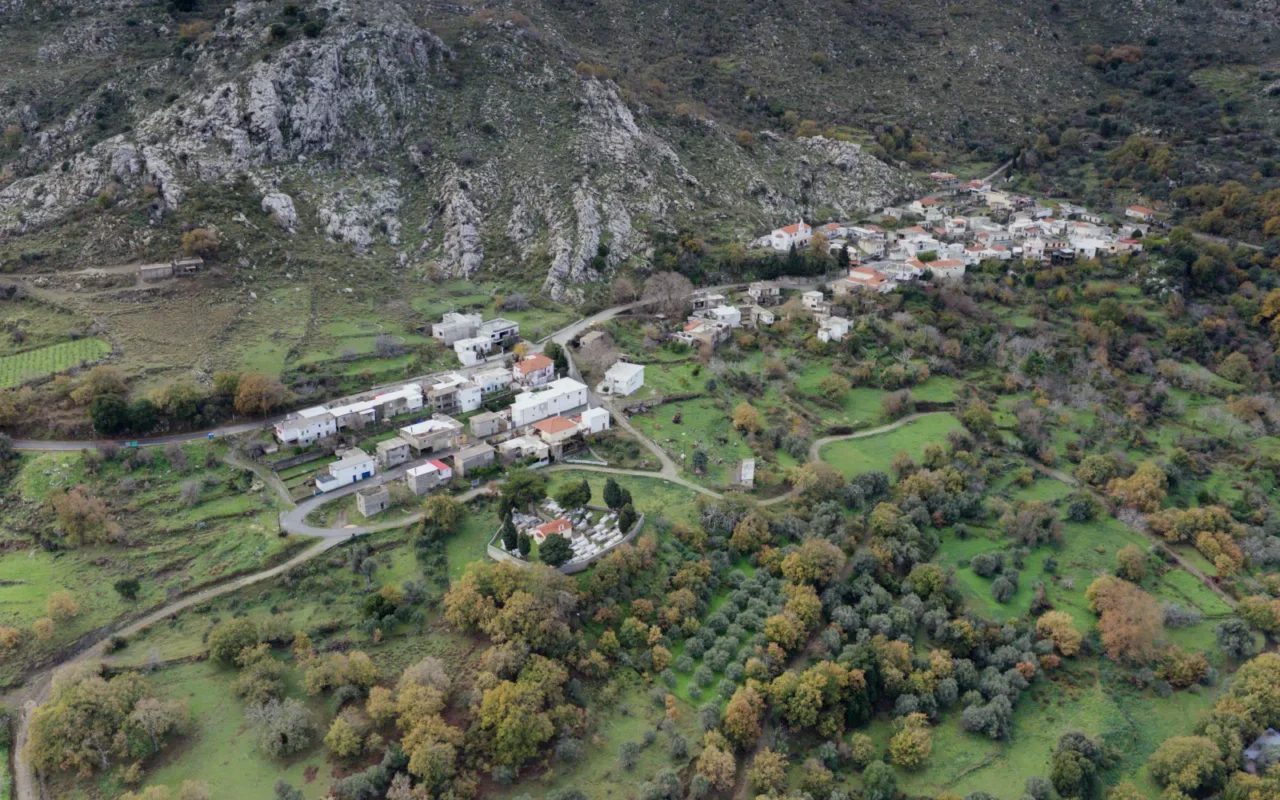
[0,0,914,294]
[316,180,402,251]
[261,192,298,232]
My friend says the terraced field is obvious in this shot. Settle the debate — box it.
[0,338,111,388]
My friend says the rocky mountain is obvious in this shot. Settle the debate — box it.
[0,0,1274,297]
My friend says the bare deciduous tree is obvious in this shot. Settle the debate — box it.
[642,271,695,319]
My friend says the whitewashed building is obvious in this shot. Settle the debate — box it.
[770,221,812,251]
[274,408,337,445]
[432,312,482,346]
[578,407,611,434]
[817,316,852,343]
[602,361,645,396]
[315,448,376,493]
[510,378,589,427]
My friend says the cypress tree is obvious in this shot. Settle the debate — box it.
[501,514,518,551]
[603,477,622,509]
[619,503,637,534]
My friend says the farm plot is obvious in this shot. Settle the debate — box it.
[0,338,111,388]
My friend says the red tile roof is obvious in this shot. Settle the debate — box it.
[778,222,809,235]
[1128,205,1154,215]
[514,354,553,375]
[536,518,572,537]
[533,416,578,435]
[429,459,451,471]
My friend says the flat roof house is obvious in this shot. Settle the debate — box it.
[817,316,852,343]
[747,281,782,306]
[577,407,611,435]
[498,434,551,465]
[375,436,411,468]
[478,318,520,347]
[453,335,493,367]
[426,374,482,414]
[326,384,424,430]
[602,361,645,396]
[406,459,453,495]
[690,291,728,311]
[452,442,496,477]
[473,366,513,395]
[399,415,464,455]
[470,410,508,439]
[315,448,376,494]
[699,305,741,328]
[510,378,589,428]
[432,312,482,346]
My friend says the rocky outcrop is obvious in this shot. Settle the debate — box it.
[0,0,912,294]
[261,192,298,231]
[316,180,402,251]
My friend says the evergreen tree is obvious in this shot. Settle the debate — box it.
[517,532,532,558]
[501,514,518,551]
[544,341,569,375]
[540,534,574,567]
[604,477,622,509]
[619,503,638,534]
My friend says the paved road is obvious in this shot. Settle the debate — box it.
[1190,230,1263,253]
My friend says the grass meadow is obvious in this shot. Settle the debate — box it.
[820,413,963,477]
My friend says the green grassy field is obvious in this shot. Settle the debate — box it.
[121,661,331,800]
[820,413,962,478]
[0,444,299,686]
[0,337,111,388]
[630,398,753,487]
[545,470,706,528]
[862,657,1220,800]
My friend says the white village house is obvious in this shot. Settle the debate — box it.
[770,221,812,252]
[314,448,377,494]
[601,361,645,396]
[510,378,590,427]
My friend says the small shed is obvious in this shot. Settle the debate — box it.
[356,486,390,518]
[139,263,174,281]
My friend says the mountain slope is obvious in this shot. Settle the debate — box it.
[0,0,1274,295]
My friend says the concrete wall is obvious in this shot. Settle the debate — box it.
[485,506,645,574]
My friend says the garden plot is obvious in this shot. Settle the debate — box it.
[0,337,111,388]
